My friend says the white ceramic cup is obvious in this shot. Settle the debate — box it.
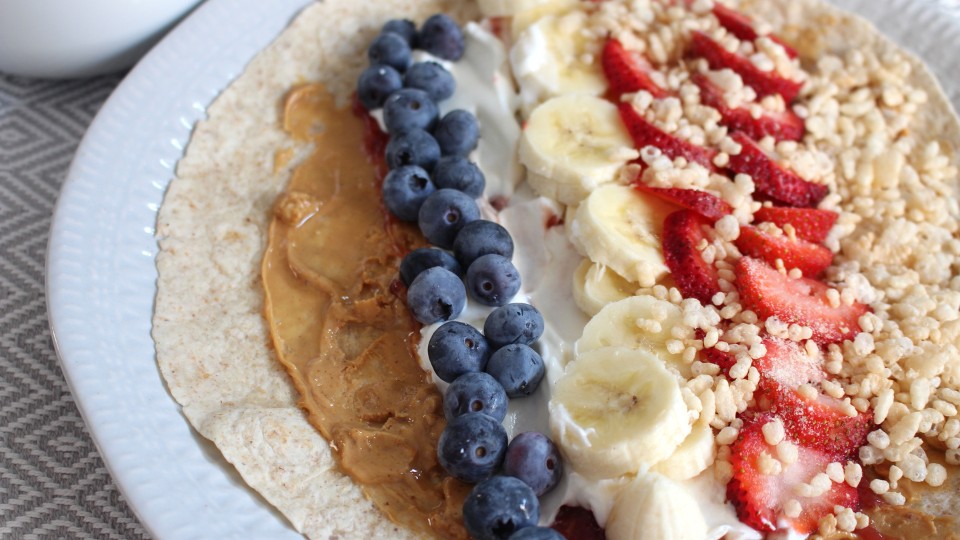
[0,0,204,79]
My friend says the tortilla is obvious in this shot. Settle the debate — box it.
[153,1,477,537]
[152,0,960,538]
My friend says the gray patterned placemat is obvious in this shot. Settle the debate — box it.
[0,73,149,540]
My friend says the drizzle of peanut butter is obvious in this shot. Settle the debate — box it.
[261,84,470,539]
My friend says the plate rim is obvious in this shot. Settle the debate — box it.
[45,0,960,538]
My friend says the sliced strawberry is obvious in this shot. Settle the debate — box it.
[727,132,828,208]
[753,206,838,244]
[689,31,803,103]
[633,182,732,222]
[692,72,804,142]
[711,3,799,59]
[663,210,721,304]
[727,413,860,535]
[734,224,833,277]
[735,257,866,344]
[701,346,736,374]
[752,336,825,391]
[618,102,718,171]
[601,38,669,98]
[766,383,873,459]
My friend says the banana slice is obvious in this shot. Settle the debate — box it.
[510,0,579,39]
[510,10,607,102]
[571,260,638,317]
[569,184,674,287]
[576,295,689,377]
[652,421,717,481]
[549,346,691,479]
[519,95,637,206]
[606,472,709,540]
[477,0,561,18]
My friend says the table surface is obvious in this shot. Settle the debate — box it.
[0,72,149,539]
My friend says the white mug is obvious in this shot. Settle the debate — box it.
[0,0,204,79]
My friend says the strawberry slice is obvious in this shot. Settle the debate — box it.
[735,257,866,344]
[765,383,873,459]
[711,3,799,59]
[633,181,732,222]
[700,346,736,374]
[689,31,803,103]
[734,224,833,277]
[601,38,669,98]
[752,337,826,391]
[663,210,721,304]
[692,72,804,142]
[618,102,718,171]
[728,413,860,534]
[753,206,838,244]
[727,132,828,208]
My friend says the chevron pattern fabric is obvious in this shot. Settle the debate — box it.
[0,73,148,539]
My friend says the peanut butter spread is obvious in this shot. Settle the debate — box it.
[261,84,469,539]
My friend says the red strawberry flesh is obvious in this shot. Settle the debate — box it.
[753,206,838,244]
[601,38,670,98]
[735,256,866,344]
[662,210,721,304]
[752,336,826,390]
[633,182,733,222]
[727,413,861,535]
[734,224,833,277]
[689,31,803,103]
[727,132,828,208]
[711,3,799,59]
[692,72,804,142]
[765,383,873,459]
[618,102,718,171]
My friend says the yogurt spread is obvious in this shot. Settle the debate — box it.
[410,16,758,540]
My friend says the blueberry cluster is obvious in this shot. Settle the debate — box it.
[430,305,565,540]
[359,16,521,325]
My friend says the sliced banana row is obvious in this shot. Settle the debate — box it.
[519,95,637,206]
[605,472,710,540]
[549,346,691,479]
[510,9,607,101]
[652,420,717,481]
[571,259,637,317]
[569,184,674,287]
[576,294,690,378]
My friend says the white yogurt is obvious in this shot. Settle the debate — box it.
[404,19,761,540]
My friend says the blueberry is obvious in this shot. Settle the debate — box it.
[382,18,417,46]
[503,432,563,496]
[406,267,466,324]
[428,321,491,382]
[367,32,411,72]
[508,527,566,540]
[466,254,521,306]
[357,65,403,110]
[485,344,545,397]
[444,372,508,422]
[453,220,514,269]
[383,88,440,134]
[463,476,540,540]
[418,14,465,61]
[382,165,435,222]
[404,61,455,103]
[418,189,481,249]
[483,303,544,349]
[433,156,485,197]
[386,129,440,171]
[399,248,461,286]
[434,109,480,156]
[438,413,507,483]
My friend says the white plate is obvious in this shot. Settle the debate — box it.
[46,1,960,539]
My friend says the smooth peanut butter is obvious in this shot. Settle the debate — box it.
[261,84,469,539]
